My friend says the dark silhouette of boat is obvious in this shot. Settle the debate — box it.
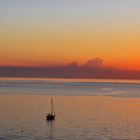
[46,97,55,121]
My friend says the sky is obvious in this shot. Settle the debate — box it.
[1,0,140,71]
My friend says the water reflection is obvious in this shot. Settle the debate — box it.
[0,96,140,139]
[46,120,55,140]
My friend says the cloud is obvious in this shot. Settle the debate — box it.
[66,58,105,69]
[0,58,140,79]
[67,61,79,68]
[83,58,104,68]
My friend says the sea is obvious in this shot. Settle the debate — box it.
[0,78,140,140]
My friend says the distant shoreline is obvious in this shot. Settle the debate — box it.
[0,77,140,84]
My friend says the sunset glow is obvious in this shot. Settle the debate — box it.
[1,0,140,70]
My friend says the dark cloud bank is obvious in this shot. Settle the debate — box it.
[0,58,140,79]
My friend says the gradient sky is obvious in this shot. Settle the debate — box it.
[1,0,140,69]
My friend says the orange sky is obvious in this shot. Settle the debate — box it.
[0,1,140,70]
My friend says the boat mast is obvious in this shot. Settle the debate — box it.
[53,99,55,115]
[51,97,53,115]
[51,97,55,115]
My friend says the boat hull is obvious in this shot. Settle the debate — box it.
[46,115,55,121]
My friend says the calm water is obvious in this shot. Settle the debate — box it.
[0,78,140,140]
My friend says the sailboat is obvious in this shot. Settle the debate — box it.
[46,97,55,121]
